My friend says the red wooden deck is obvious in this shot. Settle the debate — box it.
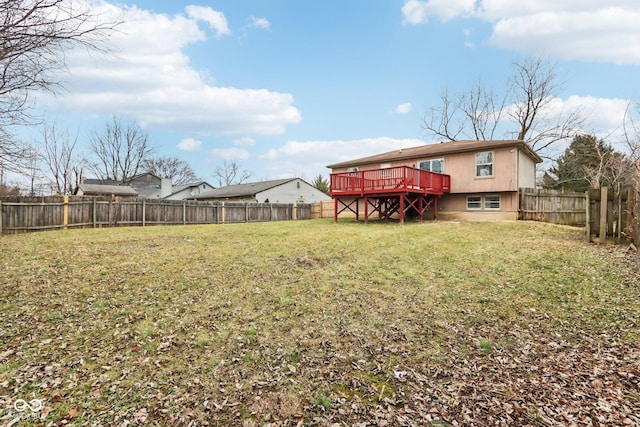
[329,166,451,223]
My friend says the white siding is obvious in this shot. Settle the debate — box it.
[256,179,330,204]
[518,150,537,188]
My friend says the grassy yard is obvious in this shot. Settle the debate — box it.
[0,219,638,426]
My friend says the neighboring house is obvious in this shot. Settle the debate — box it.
[75,183,138,198]
[82,173,215,200]
[164,181,216,200]
[127,172,172,199]
[327,140,541,220]
[193,178,330,204]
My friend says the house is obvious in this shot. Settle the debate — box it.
[126,172,172,199]
[192,178,330,204]
[75,183,138,198]
[83,173,215,200]
[327,140,542,221]
[164,181,216,200]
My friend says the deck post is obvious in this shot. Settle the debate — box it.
[333,198,338,222]
[433,196,438,219]
[399,194,405,224]
[364,196,369,224]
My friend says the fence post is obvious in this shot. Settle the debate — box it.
[0,200,3,235]
[63,195,69,230]
[221,202,225,224]
[585,190,590,242]
[599,186,608,243]
[183,201,187,225]
[92,198,97,228]
[617,186,622,242]
[142,199,146,227]
[293,202,297,220]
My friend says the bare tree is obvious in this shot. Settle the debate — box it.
[143,156,200,185]
[422,56,583,159]
[622,102,640,247]
[623,102,640,189]
[422,89,465,141]
[0,0,119,171]
[87,116,154,184]
[211,160,252,187]
[23,147,43,195]
[508,56,583,158]
[463,82,507,141]
[39,124,82,194]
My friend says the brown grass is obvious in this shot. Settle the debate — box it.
[0,219,638,425]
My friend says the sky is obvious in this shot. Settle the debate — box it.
[22,0,640,186]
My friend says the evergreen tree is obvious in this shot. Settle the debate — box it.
[543,134,624,192]
[312,174,330,194]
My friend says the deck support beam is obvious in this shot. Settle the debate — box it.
[334,193,441,223]
[333,197,360,222]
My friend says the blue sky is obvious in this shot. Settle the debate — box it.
[25,0,640,185]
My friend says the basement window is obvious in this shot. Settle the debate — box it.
[467,196,482,210]
[484,195,501,210]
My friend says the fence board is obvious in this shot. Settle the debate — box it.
[0,196,312,235]
[519,187,632,242]
[518,188,587,226]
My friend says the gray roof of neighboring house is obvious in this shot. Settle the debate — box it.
[326,140,542,169]
[170,181,213,193]
[195,178,297,199]
[77,183,138,196]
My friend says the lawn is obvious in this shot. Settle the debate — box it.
[0,219,638,426]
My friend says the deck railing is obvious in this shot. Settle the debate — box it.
[330,166,450,196]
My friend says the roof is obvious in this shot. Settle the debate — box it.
[326,140,542,169]
[170,181,213,193]
[195,178,299,199]
[77,183,138,196]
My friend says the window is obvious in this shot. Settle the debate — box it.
[467,195,501,211]
[380,163,392,177]
[475,152,493,177]
[467,196,482,210]
[484,195,500,210]
[419,159,444,173]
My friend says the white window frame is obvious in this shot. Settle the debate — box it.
[475,151,494,178]
[484,195,501,210]
[419,158,445,174]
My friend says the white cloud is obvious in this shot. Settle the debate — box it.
[211,147,250,160]
[402,0,476,24]
[401,1,640,64]
[38,2,301,135]
[261,137,425,179]
[247,16,270,31]
[395,102,412,114]
[185,5,230,37]
[178,138,202,152]
[233,137,256,147]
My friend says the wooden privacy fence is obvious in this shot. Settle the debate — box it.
[0,196,312,235]
[518,188,587,226]
[519,186,635,243]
